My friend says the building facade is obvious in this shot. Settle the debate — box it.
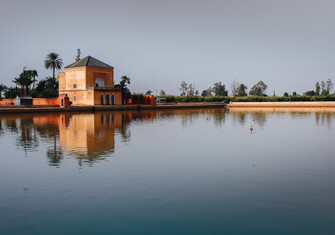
[59,56,122,106]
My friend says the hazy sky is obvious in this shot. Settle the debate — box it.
[0,0,334,95]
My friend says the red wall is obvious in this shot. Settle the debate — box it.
[0,99,16,105]
[33,98,59,106]
[0,98,60,106]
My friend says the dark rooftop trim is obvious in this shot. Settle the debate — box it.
[65,56,113,68]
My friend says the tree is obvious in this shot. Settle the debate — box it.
[0,84,7,99]
[13,70,34,96]
[213,82,228,96]
[201,87,212,96]
[159,90,166,96]
[321,80,326,95]
[206,87,213,96]
[13,76,25,95]
[29,70,38,89]
[34,77,59,98]
[180,81,188,96]
[187,83,195,96]
[249,81,267,96]
[315,82,320,96]
[292,91,297,96]
[195,90,199,96]
[231,80,239,96]
[236,84,248,96]
[4,87,20,99]
[115,75,131,103]
[36,79,47,96]
[145,90,152,95]
[44,53,63,79]
[45,77,58,97]
[283,92,289,97]
[305,90,316,96]
[326,79,333,94]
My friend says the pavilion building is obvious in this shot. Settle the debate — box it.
[59,56,122,106]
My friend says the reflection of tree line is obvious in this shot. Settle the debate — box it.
[230,112,267,127]
[229,109,335,127]
[153,108,226,127]
[315,112,333,128]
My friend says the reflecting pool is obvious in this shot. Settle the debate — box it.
[0,108,335,234]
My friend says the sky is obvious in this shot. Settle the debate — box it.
[0,0,334,95]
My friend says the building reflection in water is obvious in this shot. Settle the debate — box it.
[0,111,155,167]
[1,108,334,167]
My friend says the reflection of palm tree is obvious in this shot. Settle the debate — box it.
[47,127,63,167]
[16,118,39,153]
[47,146,63,167]
[4,119,18,133]
[35,123,63,167]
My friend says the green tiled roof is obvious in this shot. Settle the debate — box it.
[65,56,113,68]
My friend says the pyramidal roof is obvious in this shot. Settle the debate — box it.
[65,56,113,68]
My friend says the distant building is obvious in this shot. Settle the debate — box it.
[58,56,122,106]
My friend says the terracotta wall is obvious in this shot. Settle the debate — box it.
[0,99,16,105]
[59,66,114,93]
[86,66,114,88]
[58,72,66,91]
[60,90,94,106]
[33,98,59,106]
[0,98,60,106]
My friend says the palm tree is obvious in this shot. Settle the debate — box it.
[0,84,7,99]
[13,77,25,95]
[13,71,34,96]
[4,87,20,99]
[44,53,63,79]
[29,70,38,89]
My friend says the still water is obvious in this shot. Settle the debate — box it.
[0,108,334,234]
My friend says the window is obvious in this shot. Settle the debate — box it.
[95,77,104,87]
[73,83,77,88]
[74,96,77,102]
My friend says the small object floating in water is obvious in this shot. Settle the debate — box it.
[250,125,253,131]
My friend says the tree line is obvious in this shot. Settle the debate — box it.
[156,79,333,98]
[0,52,63,99]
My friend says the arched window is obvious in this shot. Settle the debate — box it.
[101,95,104,105]
[112,95,115,105]
[96,77,105,87]
[106,94,110,105]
